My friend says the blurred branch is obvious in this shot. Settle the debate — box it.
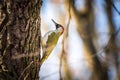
[111,0,120,15]
[65,0,108,80]
[105,27,120,51]
[59,0,71,80]
[91,26,120,58]
[105,0,120,80]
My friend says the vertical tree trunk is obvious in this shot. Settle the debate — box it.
[0,0,42,80]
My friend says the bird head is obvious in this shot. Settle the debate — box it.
[51,19,64,34]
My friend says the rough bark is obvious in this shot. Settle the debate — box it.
[0,0,42,80]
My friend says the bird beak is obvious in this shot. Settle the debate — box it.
[51,19,57,25]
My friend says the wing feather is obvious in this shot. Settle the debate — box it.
[42,31,60,59]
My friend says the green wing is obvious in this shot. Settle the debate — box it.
[42,32,61,60]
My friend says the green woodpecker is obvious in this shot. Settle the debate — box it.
[40,19,64,64]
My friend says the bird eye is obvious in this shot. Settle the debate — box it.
[56,24,59,29]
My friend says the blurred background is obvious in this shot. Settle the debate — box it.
[39,0,120,80]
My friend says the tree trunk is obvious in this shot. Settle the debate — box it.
[0,0,42,80]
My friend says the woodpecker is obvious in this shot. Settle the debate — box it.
[40,19,64,64]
